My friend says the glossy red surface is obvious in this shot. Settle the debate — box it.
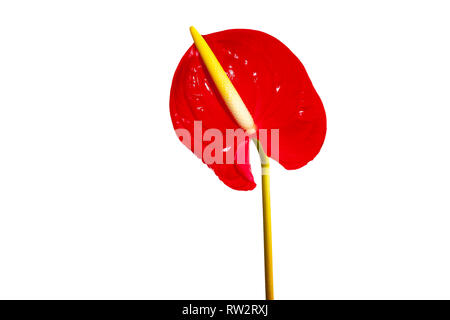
[170,29,326,190]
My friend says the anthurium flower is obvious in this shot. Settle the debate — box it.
[170,29,326,190]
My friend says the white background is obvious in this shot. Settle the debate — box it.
[1,1,449,299]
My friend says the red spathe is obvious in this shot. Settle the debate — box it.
[170,29,327,191]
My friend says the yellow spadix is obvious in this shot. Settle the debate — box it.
[189,26,256,134]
